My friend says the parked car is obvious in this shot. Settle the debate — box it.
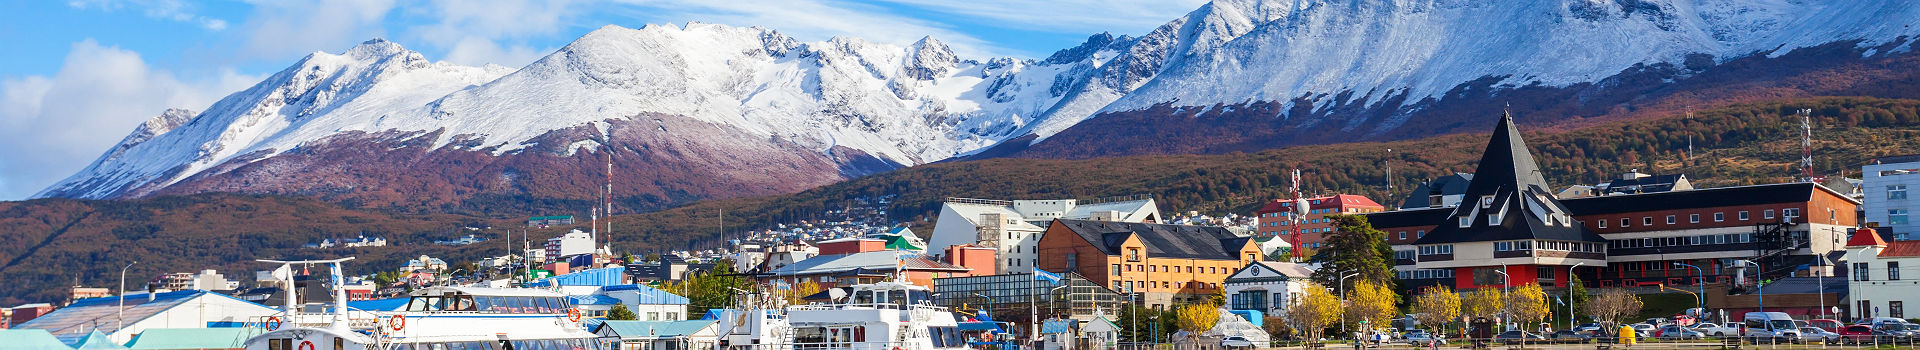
[1573,323,1602,333]
[1839,325,1899,345]
[1800,327,1841,344]
[1742,312,1803,343]
[1809,319,1844,333]
[1657,325,1704,340]
[1403,331,1445,346]
[1548,330,1592,343]
[1496,331,1546,345]
[1693,322,1740,337]
[1630,323,1657,336]
[1221,336,1255,348]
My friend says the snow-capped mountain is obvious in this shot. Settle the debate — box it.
[37,0,1920,209]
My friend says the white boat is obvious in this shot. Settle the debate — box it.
[779,281,968,350]
[242,259,603,350]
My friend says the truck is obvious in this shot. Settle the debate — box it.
[1740,312,1803,343]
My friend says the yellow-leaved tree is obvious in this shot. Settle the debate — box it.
[1345,280,1398,331]
[1176,302,1222,332]
[787,281,823,305]
[1460,288,1505,322]
[1411,285,1461,335]
[1285,282,1341,341]
[1507,283,1551,328]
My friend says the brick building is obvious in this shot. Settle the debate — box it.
[1035,219,1261,308]
[1252,194,1386,249]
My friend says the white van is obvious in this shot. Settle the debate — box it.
[1741,312,1802,342]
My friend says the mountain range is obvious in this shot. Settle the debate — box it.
[34,0,1920,214]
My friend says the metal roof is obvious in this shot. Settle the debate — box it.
[125,328,259,350]
[345,297,409,312]
[1051,219,1252,260]
[528,267,626,287]
[766,251,969,276]
[594,320,717,339]
[73,330,128,350]
[0,329,72,350]
[568,295,621,306]
[13,290,273,343]
[1416,113,1603,245]
[598,285,689,305]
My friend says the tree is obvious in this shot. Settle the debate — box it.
[1460,289,1505,322]
[1584,289,1643,327]
[1284,282,1341,341]
[606,304,637,320]
[787,281,823,305]
[1345,280,1397,332]
[1411,286,1461,336]
[1310,215,1396,289]
[1175,303,1222,332]
[1507,283,1551,328]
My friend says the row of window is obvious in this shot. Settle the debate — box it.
[1493,240,1605,253]
[1417,245,1454,255]
[1610,233,1753,249]
[405,295,572,314]
[1595,208,1798,229]
[1394,230,1428,240]
[1395,269,1455,280]
[1113,279,1221,291]
[1111,263,1236,276]
[1861,300,1906,319]
[1268,227,1336,234]
[1853,262,1905,281]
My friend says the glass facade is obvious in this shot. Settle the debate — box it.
[932,272,1124,321]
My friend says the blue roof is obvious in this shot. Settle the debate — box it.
[1041,320,1074,334]
[958,322,1003,332]
[528,267,625,287]
[596,320,717,338]
[599,284,688,305]
[569,295,621,306]
[347,297,410,311]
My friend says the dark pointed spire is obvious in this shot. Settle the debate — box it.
[1463,111,1551,198]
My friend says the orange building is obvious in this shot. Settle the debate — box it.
[1035,219,1261,308]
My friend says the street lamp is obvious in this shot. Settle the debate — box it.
[119,261,138,332]
[1493,269,1510,331]
[1737,259,1762,313]
[1672,262,1706,314]
[1339,272,1360,337]
[1568,262,1583,330]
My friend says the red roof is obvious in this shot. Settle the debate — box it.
[1255,194,1384,213]
[1848,227,1888,247]
[1882,241,1920,257]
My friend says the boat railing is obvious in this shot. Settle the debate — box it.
[726,341,925,350]
[788,303,950,312]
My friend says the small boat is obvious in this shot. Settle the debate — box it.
[782,281,968,350]
[242,259,602,350]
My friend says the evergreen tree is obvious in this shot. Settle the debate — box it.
[1310,214,1396,289]
[606,304,637,320]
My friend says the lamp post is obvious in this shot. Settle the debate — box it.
[1568,262,1583,330]
[1339,272,1360,337]
[119,261,137,332]
[1737,259,1762,313]
[1672,262,1706,313]
[1493,269,1510,331]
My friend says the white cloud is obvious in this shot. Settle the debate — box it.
[67,0,233,31]
[443,37,552,68]
[0,40,258,200]
[405,0,579,67]
[233,0,398,61]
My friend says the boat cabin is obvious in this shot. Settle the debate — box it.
[404,287,573,314]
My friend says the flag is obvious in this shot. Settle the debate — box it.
[329,263,344,288]
[271,264,292,281]
[1034,269,1062,284]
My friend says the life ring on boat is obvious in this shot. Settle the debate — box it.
[265,316,282,331]
[298,341,314,350]
[390,315,406,331]
[567,308,582,322]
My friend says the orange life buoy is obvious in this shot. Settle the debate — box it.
[299,341,314,350]
[567,308,582,322]
[390,315,406,331]
[265,316,282,331]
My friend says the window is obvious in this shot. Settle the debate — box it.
[1666,215,1676,224]
[1764,209,1775,219]
[1895,301,1906,319]
[1893,209,1910,225]
[1418,230,1426,237]
[1893,185,1910,200]
[1738,211,1749,221]
[1480,195,1494,208]
[1714,213,1725,222]
[1066,253,1077,269]
[1621,218,1631,227]
[1127,248,1141,262]
[1398,231,1406,240]
[1855,263,1870,281]
[1459,216,1472,228]
[1112,264,1121,276]
[1689,214,1700,223]
[1496,241,1511,251]
[1861,300,1874,318]
[1489,212,1502,224]
[1643,217,1653,226]
[1892,262,1903,281]
[1597,219,1607,228]
[1785,208,1800,218]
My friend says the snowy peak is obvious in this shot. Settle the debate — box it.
[904,36,957,80]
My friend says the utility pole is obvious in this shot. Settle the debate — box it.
[118,261,137,331]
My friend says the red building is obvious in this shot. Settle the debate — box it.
[1253,194,1385,249]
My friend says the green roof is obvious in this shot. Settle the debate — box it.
[74,330,127,350]
[0,329,72,350]
[880,235,922,251]
[595,320,717,339]
[126,328,259,350]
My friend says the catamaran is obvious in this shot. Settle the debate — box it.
[777,281,969,350]
[240,258,603,350]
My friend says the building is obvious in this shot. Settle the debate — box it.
[1864,155,1920,239]
[1843,227,1920,319]
[156,270,240,291]
[0,328,71,350]
[12,290,279,344]
[925,196,1161,274]
[932,272,1122,324]
[1399,173,1474,209]
[1034,219,1262,307]
[1251,194,1386,248]
[400,255,448,272]
[763,251,976,288]
[529,215,576,227]
[1223,261,1315,316]
[124,327,256,350]
[547,230,598,262]
[1370,113,1860,291]
[595,320,720,350]
[1598,171,1693,195]
[4,304,55,329]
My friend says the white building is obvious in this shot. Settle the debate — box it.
[1223,261,1315,316]
[12,290,279,344]
[159,270,240,291]
[926,196,1160,273]
[1843,227,1920,320]
[548,229,597,261]
[595,320,719,350]
[1865,156,1920,239]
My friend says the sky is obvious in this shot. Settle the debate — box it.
[0,0,1208,200]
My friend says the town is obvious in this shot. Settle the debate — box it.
[3,112,1916,350]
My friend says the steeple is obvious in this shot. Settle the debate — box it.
[1463,111,1552,197]
[1415,112,1605,246]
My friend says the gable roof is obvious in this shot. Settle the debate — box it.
[1415,113,1603,245]
[599,284,690,305]
[74,330,127,350]
[1400,173,1474,209]
[1849,228,1889,248]
[1051,219,1253,260]
[15,290,275,343]
[1241,261,1313,279]
[0,329,71,350]
[1603,174,1688,194]
[1364,208,1451,229]
[1255,194,1384,214]
[1560,182,1852,215]
[1880,241,1920,258]
[596,320,717,338]
[125,328,259,350]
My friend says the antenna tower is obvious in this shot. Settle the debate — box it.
[1800,109,1814,182]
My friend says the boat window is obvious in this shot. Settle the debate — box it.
[431,343,450,350]
[508,298,530,313]
[556,297,573,310]
[334,338,345,350]
[888,290,907,307]
[535,298,553,313]
[907,290,932,305]
[452,296,477,311]
[510,341,528,350]
[473,297,496,313]
[851,290,874,304]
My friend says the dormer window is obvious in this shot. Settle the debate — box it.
[1480,195,1495,208]
[1459,216,1473,227]
[1488,213,1502,225]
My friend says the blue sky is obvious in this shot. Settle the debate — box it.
[0,0,1207,200]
